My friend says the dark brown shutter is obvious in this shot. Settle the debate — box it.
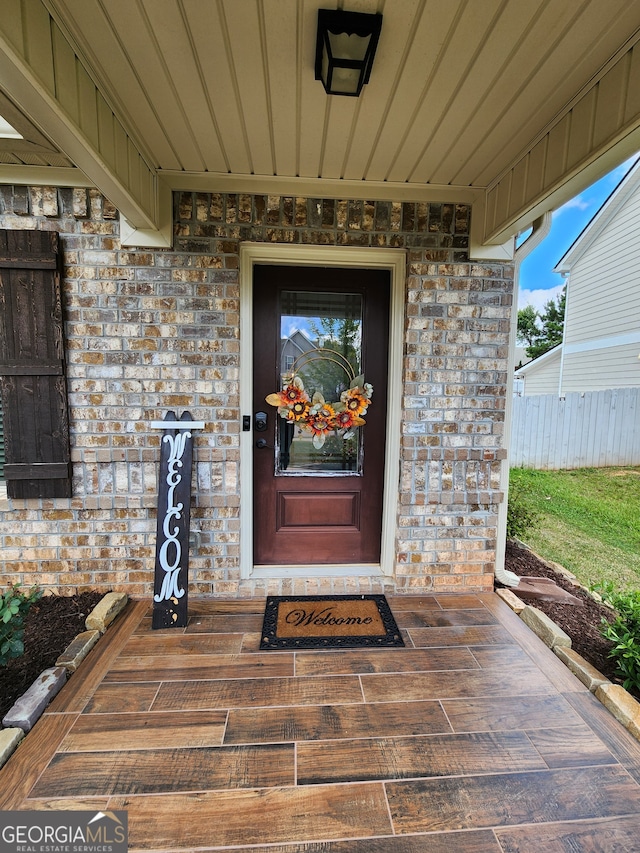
[0,229,71,498]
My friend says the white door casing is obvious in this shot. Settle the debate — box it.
[239,243,405,580]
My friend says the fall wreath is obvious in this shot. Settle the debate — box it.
[266,349,373,450]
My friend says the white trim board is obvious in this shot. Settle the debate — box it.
[564,330,640,354]
[239,243,406,581]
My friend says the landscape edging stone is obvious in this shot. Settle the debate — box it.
[0,592,128,768]
[519,604,571,649]
[596,683,640,739]
[0,727,24,765]
[1,666,67,732]
[55,629,101,671]
[499,585,640,744]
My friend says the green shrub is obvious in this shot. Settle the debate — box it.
[506,481,539,540]
[596,583,640,694]
[0,584,42,667]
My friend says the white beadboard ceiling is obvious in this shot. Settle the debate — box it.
[2,0,640,249]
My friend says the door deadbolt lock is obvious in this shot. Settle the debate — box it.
[254,411,268,432]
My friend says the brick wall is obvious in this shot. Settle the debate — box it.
[0,186,513,597]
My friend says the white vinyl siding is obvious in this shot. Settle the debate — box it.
[561,342,640,391]
[518,348,562,395]
[549,161,640,396]
[564,181,640,346]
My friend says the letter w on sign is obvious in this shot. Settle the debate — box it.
[152,411,195,629]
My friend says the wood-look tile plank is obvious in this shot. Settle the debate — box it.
[131,615,186,635]
[0,713,79,809]
[435,594,485,609]
[294,647,479,677]
[527,725,616,769]
[408,624,515,647]
[565,689,640,783]
[109,783,392,848]
[152,675,364,712]
[188,599,267,615]
[120,632,244,656]
[32,744,294,797]
[225,700,451,744]
[218,831,502,852]
[386,765,640,833]
[186,614,264,633]
[45,600,148,713]
[24,798,111,811]
[386,596,443,611]
[361,663,556,703]
[104,652,294,682]
[477,593,588,693]
[469,645,535,668]
[297,731,547,784]
[394,610,499,629]
[495,815,640,852]
[241,631,270,652]
[82,682,160,714]
[443,694,585,733]
[59,710,227,752]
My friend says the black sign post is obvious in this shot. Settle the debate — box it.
[151,410,203,629]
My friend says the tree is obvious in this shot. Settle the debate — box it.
[302,316,361,401]
[517,286,566,360]
[516,304,540,349]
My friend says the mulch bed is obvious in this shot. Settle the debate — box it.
[503,539,621,686]
[0,591,103,722]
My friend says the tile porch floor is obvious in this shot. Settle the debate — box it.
[2,593,640,851]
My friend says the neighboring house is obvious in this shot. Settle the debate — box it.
[281,330,316,377]
[0,4,639,598]
[516,159,640,395]
[514,346,562,395]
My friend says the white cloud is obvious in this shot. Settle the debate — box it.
[518,284,564,311]
[556,195,590,214]
[555,155,640,219]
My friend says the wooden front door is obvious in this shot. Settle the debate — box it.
[253,265,389,566]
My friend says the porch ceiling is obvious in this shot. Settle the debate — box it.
[2,0,640,252]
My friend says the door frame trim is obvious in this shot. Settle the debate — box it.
[239,243,405,580]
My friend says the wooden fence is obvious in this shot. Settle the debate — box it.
[510,387,640,469]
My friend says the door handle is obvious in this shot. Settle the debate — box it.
[255,438,268,449]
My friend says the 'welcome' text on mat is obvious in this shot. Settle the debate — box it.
[260,595,404,649]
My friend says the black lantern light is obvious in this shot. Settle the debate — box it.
[315,9,383,97]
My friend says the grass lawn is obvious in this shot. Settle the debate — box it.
[509,466,640,591]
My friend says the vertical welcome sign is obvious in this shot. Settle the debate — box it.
[151,411,203,629]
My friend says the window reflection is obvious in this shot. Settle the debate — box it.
[278,290,363,474]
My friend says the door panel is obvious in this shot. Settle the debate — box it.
[253,265,389,565]
[277,491,360,529]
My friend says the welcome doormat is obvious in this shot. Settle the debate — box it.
[260,594,404,650]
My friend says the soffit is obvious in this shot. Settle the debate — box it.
[42,0,640,185]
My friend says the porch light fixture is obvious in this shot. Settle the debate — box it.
[315,8,382,97]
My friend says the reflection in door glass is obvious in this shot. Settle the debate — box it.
[278,290,364,474]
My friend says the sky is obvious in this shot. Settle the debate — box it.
[517,154,640,311]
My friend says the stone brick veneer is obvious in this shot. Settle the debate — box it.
[0,186,512,597]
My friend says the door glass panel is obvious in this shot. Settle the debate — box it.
[276,290,366,474]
